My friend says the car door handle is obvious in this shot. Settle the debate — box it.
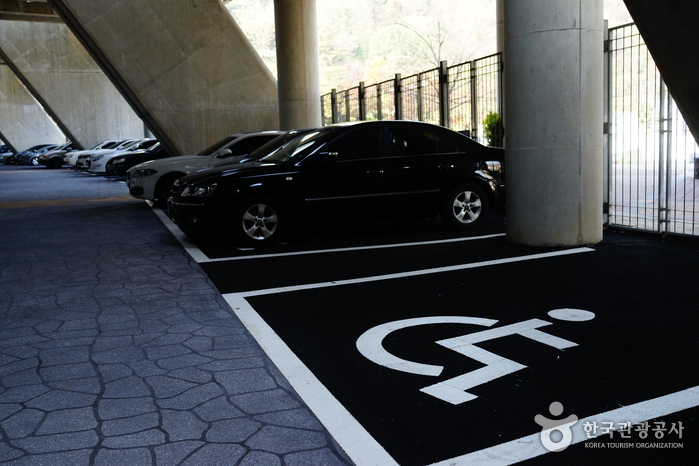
[366,169,384,175]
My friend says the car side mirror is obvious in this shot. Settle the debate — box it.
[316,151,338,165]
[217,148,233,158]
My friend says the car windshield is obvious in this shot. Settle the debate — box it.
[259,129,334,164]
[197,136,238,156]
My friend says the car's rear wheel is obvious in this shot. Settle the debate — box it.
[155,173,183,208]
[441,183,489,230]
[231,196,285,247]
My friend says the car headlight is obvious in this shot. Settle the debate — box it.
[485,161,503,172]
[112,158,125,165]
[132,169,157,178]
[93,155,104,162]
[180,183,217,197]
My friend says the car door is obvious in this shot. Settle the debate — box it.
[382,123,462,215]
[291,125,386,223]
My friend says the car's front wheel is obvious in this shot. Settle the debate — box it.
[441,183,489,230]
[155,173,183,208]
[231,196,286,246]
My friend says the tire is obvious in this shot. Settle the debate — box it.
[441,183,489,230]
[155,173,183,208]
[231,196,286,246]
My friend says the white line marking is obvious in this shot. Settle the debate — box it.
[224,294,401,466]
[427,384,699,465]
[239,248,594,297]
[152,207,211,263]
[154,210,698,466]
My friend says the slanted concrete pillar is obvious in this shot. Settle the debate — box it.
[274,0,321,129]
[504,0,604,246]
[0,61,64,151]
[0,21,143,150]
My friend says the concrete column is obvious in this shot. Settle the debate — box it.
[504,0,604,246]
[274,0,322,129]
[0,62,64,151]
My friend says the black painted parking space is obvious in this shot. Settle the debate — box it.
[227,231,698,465]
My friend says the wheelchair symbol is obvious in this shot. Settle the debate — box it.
[356,309,595,405]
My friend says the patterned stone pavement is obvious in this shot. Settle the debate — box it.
[0,166,353,465]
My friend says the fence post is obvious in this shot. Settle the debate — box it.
[394,73,402,120]
[439,60,450,128]
[377,82,383,120]
[344,89,351,122]
[359,82,366,121]
[417,73,423,122]
[470,61,479,140]
[330,89,338,124]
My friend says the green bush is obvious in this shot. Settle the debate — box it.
[483,111,503,147]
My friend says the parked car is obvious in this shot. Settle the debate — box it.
[65,140,125,167]
[37,141,78,168]
[0,145,14,164]
[105,143,170,177]
[6,144,57,165]
[167,121,506,246]
[89,138,159,174]
[127,131,285,206]
[76,138,143,169]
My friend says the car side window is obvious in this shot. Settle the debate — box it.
[435,129,461,154]
[388,126,437,156]
[224,136,274,158]
[324,127,381,162]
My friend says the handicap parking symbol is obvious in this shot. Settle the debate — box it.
[356,309,595,405]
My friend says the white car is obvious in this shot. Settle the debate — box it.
[76,138,143,169]
[127,131,284,205]
[89,139,159,174]
[64,139,125,167]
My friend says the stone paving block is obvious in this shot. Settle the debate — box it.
[215,368,278,394]
[101,428,166,448]
[36,407,97,435]
[161,410,208,441]
[102,412,160,436]
[206,418,262,443]
[245,426,327,454]
[180,443,247,466]
[103,375,152,398]
[11,430,99,454]
[154,440,204,465]
[155,381,223,410]
[231,389,301,415]
[2,368,42,387]
[40,362,96,382]
[25,390,97,411]
[99,396,156,420]
[285,448,352,466]
[94,447,152,466]
[146,375,197,398]
[194,396,245,421]
[167,366,212,384]
[254,408,324,431]
[239,450,282,466]
[1,408,44,439]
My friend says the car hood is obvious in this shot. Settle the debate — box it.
[129,154,212,173]
[177,161,284,186]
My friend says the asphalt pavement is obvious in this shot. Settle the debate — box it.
[1,163,698,466]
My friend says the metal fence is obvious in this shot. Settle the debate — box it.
[606,23,699,236]
[321,27,699,238]
[321,53,503,146]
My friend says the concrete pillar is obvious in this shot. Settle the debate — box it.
[0,21,143,150]
[504,0,604,246]
[274,0,322,129]
[50,0,279,155]
[0,61,64,151]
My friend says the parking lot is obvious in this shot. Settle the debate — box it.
[1,164,697,465]
[158,201,699,465]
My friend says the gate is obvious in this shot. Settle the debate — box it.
[607,23,699,236]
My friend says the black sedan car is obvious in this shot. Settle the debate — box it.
[168,121,505,246]
[105,143,170,176]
